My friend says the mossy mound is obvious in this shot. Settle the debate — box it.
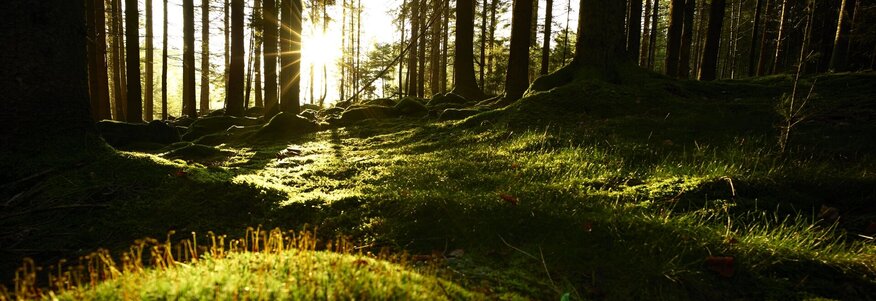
[365,98,398,106]
[334,105,399,124]
[298,109,319,122]
[97,120,180,149]
[244,106,265,118]
[57,250,481,300]
[206,109,226,117]
[394,97,429,116]
[251,112,319,141]
[182,116,263,141]
[427,92,469,106]
[161,143,234,162]
[439,108,482,121]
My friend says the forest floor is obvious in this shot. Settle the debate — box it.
[3,72,876,300]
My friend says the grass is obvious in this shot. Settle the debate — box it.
[2,72,876,300]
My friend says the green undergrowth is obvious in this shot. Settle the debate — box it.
[4,72,876,300]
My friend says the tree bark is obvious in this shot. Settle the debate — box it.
[755,0,772,75]
[227,0,245,116]
[125,0,143,123]
[640,0,652,67]
[452,0,486,100]
[772,0,788,74]
[145,0,154,121]
[829,0,854,72]
[648,0,659,69]
[162,0,169,119]
[665,0,684,77]
[678,0,695,79]
[430,0,442,96]
[263,0,279,116]
[110,0,126,120]
[747,0,764,76]
[200,0,211,114]
[540,0,554,75]
[480,0,487,88]
[277,0,302,113]
[627,0,642,62]
[254,0,263,108]
[183,0,197,117]
[407,0,420,97]
[416,1,426,97]
[1,0,96,156]
[117,1,128,119]
[441,0,451,93]
[697,0,725,81]
[85,0,112,121]
[505,0,534,101]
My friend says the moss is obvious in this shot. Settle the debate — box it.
[439,108,482,121]
[394,97,429,116]
[334,105,399,124]
[251,112,319,141]
[161,143,234,162]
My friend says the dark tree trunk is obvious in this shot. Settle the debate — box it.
[200,0,211,114]
[145,0,154,121]
[678,0,695,79]
[665,0,685,77]
[1,0,95,155]
[540,0,554,75]
[227,0,245,116]
[398,0,407,97]
[86,0,112,121]
[452,0,486,100]
[263,0,279,116]
[110,0,125,120]
[480,0,487,88]
[277,0,302,113]
[830,0,854,72]
[755,0,772,75]
[117,1,128,119]
[627,0,642,62]
[162,0,169,120]
[416,1,426,98]
[698,0,725,80]
[183,0,197,117]
[441,0,451,93]
[747,0,764,76]
[254,0,263,108]
[125,0,143,123]
[640,0,653,67]
[772,0,788,74]
[430,0,442,96]
[648,0,659,69]
[505,0,534,101]
[407,0,420,97]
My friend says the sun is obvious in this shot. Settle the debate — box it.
[302,32,340,67]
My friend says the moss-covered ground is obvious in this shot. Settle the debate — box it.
[2,72,875,300]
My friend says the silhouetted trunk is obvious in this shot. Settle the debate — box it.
[117,0,128,119]
[479,0,487,88]
[407,0,420,97]
[183,0,197,117]
[263,0,279,116]
[829,0,854,72]
[747,0,764,76]
[430,0,442,96]
[225,0,230,92]
[755,0,772,75]
[452,0,485,100]
[85,0,112,121]
[416,1,425,98]
[487,0,498,92]
[627,0,642,62]
[505,0,534,101]
[162,0,169,119]
[678,0,695,78]
[254,0,263,108]
[441,0,450,93]
[278,0,302,113]
[227,0,245,116]
[110,0,126,120]
[648,0,659,69]
[640,0,653,67]
[665,0,684,77]
[398,0,407,97]
[772,0,788,74]
[698,0,725,81]
[200,0,211,114]
[1,0,95,155]
[125,0,143,123]
[144,0,154,121]
[540,0,554,75]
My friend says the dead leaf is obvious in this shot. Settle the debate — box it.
[705,256,734,278]
[499,193,518,205]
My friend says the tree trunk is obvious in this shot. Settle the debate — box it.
[698,0,725,81]
[480,0,487,88]
[441,0,451,93]
[117,0,128,119]
[264,0,279,116]
[144,0,153,121]
[125,0,143,123]
[678,0,695,79]
[227,0,245,116]
[829,0,854,72]
[540,0,554,75]
[505,0,534,101]
[162,0,169,119]
[772,0,788,74]
[278,0,302,113]
[665,0,684,77]
[640,0,652,67]
[452,0,486,100]
[487,0,498,93]
[430,0,442,96]
[225,0,230,94]
[200,0,211,114]
[407,0,420,97]
[110,0,126,120]
[85,0,112,121]
[1,0,96,155]
[399,0,407,97]
[254,0,263,108]
[416,1,426,98]
[627,0,642,62]
[648,0,659,69]
[755,0,772,75]
[183,0,197,117]
[747,0,763,76]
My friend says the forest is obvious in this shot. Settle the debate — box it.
[1,0,876,299]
